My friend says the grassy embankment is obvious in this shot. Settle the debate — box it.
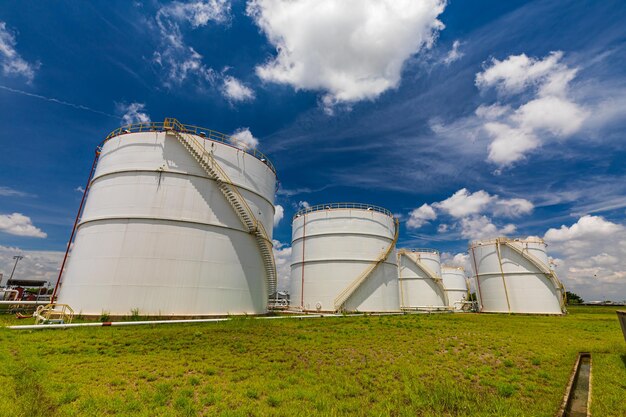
[0,306,624,417]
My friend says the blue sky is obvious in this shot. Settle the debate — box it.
[1,0,625,301]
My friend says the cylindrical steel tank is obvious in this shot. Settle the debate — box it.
[289,203,399,312]
[469,237,565,314]
[398,249,447,309]
[441,266,468,310]
[56,121,277,316]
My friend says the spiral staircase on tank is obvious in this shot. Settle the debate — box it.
[333,218,399,312]
[163,118,277,298]
[498,238,567,313]
[397,249,449,309]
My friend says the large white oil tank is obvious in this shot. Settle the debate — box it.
[441,266,469,310]
[397,249,448,310]
[469,237,566,314]
[289,203,399,313]
[56,119,277,316]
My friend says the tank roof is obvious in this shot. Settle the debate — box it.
[468,236,546,249]
[293,202,393,219]
[102,119,276,174]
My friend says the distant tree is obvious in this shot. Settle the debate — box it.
[566,292,584,305]
[467,292,477,302]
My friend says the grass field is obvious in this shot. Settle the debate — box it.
[0,306,624,417]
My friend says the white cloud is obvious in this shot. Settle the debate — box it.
[247,0,446,111]
[297,201,310,210]
[117,102,151,125]
[0,21,39,83]
[0,213,47,238]
[441,251,471,271]
[153,1,229,87]
[407,203,437,230]
[0,245,62,285]
[543,216,626,301]
[222,75,255,102]
[160,0,231,28]
[443,40,463,65]
[231,127,259,149]
[492,197,534,218]
[273,204,284,226]
[272,239,292,291]
[544,215,623,242]
[0,186,28,197]
[433,188,494,218]
[460,215,515,240]
[75,186,85,193]
[475,51,587,167]
[475,51,567,95]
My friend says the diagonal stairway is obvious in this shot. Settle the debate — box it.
[163,118,277,297]
[398,250,449,308]
[333,218,399,311]
[499,238,566,312]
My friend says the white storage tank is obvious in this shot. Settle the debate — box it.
[289,203,399,312]
[469,237,566,314]
[441,266,469,310]
[55,119,277,316]
[397,249,448,310]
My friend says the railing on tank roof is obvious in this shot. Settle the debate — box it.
[294,202,393,219]
[400,248,440,254]
[468,236,546,248]
[103,120,276,174]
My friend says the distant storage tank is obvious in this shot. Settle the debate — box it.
[56,118,277,316]
[441,266,469,310]
[469,237,566,314]
[397,249,448,310]
[290,203,399,312]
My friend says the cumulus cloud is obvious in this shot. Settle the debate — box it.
[443,40,463,65]
[0,21,39,82]
[441,251,472,271]
[0,213,47,238]
[231,127,259,149]
[407,203,437,229]
[297,201,310,210]
[475,51,588,166]
[543,215,626,301]
[433,189,494,218]
[116,102,151,125]
[460,215,515,240]
[272,239,292,291]
[153,1,229,87]
[544,215,624,242]
[273,204,284,226]
[247,0,446,111]
[406,188,532,240]
[222,75,255,102]
[0,245,62,285]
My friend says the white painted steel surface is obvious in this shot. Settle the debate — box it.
[398,249,447,309]
[56,131,276,316]
[441,266,468,310]
[469,237,564,314]
[289,206,399,312]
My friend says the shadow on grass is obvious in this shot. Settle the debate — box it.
[621,354,626,369]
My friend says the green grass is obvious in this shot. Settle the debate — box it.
[0,306,624,416]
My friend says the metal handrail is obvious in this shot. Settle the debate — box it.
[102,119,276,174]
[468,236,546,248]
[399,248,440,255]
[294,202,393,219]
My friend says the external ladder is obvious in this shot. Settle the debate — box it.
[163,118,277,296]
[333,218,399,311]
[499,238,566,312]
[397,249,449,309]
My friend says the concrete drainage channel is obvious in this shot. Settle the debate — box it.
[557,352,592,417]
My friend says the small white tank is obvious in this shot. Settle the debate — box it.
[441,266,468,310]
[469,237,566,314]
[397,249,448,310]
[289,203,399,312]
